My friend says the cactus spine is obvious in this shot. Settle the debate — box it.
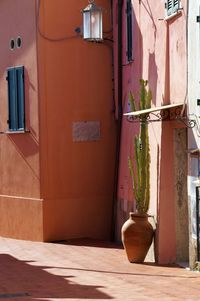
[128,80,152,214]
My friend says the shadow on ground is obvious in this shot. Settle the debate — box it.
[0,254,113,300]
[53,238,123,249]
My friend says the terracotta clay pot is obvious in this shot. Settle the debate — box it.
[121,212,154,263]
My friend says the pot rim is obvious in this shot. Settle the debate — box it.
[129,212,149,218]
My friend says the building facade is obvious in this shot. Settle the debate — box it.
[0,0,116,242]
[1,0,200,268]
[113,0,190,264]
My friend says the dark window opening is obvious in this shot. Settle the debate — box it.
[126,0,133,62]
[16,37,22,48]
[10,39,15,50]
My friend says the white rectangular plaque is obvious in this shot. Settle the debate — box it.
[72,121,101,142]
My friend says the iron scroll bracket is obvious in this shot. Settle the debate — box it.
[126,107,197,129]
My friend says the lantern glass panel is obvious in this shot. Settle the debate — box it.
[83,11,91,39]
[90,10,102,40]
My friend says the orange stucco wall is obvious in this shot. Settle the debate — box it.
[0,0,43,240]
[37,0,116,241]
[0,0,115,242]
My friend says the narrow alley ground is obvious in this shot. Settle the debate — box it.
[0,237,199,301]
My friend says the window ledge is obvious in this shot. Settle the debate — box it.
[123,60,134,67]
[6,129,30,134]
[164,10,182,21]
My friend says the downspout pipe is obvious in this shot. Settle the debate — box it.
[111,0,123,241]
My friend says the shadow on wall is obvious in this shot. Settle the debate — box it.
[142,0,158,106]
[148,51,158,105]
[0,254,112,300]
[118,0,159,233]
[116,4,143,242]
[163,22,170,104]
[7,133,39,179]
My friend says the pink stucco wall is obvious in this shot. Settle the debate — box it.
[113,0,187,263]
[0,0,42,240]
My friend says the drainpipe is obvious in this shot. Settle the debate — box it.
[111,0,123,241]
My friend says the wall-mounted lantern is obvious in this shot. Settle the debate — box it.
[82,0,103,42]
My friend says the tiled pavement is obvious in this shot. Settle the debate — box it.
[0,237,199,301]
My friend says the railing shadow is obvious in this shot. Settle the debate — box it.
[35,265,197,279]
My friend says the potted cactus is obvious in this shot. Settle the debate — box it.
[121,80,154,263]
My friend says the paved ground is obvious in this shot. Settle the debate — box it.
[0,237,199,301]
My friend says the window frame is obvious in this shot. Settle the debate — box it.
[166,0,180,16]
[7,66,25,132]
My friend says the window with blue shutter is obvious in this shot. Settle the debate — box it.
[126,0,133,62]
[166,0,180,16]
[7,66,25,131]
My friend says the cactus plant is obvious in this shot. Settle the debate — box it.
[128,80,152,214]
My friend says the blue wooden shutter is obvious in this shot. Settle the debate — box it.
[7,66,25,131]
[126,0,132,62]
[16,66,25,130]
[7,68,17,130]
